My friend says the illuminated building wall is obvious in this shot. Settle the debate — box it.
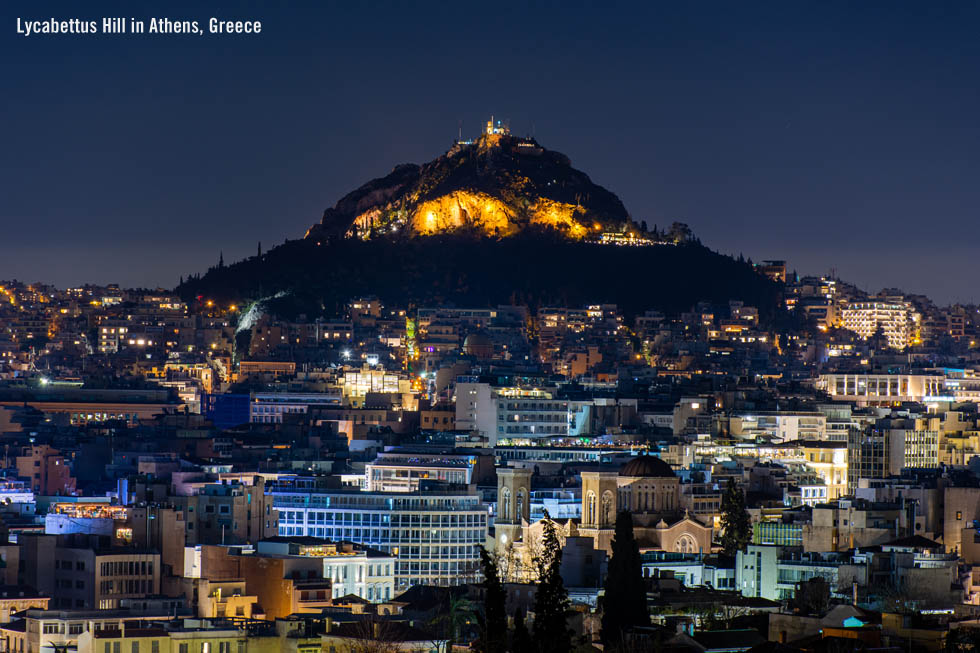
[269,482,487,592]
[817,373,947,406]
[841,300,921,349]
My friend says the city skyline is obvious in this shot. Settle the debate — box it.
[6,3,980,647]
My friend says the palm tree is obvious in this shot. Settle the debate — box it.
[429,595,477,649]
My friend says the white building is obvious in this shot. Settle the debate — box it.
[816,373,946,406]
[365,458,475,492]
[267,478,488,591]
[256,538,395,603]
[729,411,826,443]
[841,299,920,349]
[250,392,342,424]
[641,551,737,591]
[454,381,592,445]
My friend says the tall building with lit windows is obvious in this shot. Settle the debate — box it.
[454,379,593,445]
[841,298,921,349]
[266,477,487,592]
[847,416,940,493]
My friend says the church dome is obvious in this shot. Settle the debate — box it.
[619,455,675,478]
[463,332,494,359]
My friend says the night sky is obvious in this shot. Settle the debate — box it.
[2,1,979,304]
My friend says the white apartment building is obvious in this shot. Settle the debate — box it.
[728,411,826,443]
[454,381,592,445]
[841,299,920,349]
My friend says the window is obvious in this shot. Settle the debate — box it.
[179,645,189,653]
[957,511,963,520]
[152,643,160,653]
[132,643,140,653]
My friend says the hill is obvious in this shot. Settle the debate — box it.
[177,232,781,322]
[305,127,634,241]
[178,125,782,321]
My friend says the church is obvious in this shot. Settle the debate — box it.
[493,456,714,579]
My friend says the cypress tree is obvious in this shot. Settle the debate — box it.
[601,511,649,647]
[477,547,507,653]
[511,608,533,653]
[532,515,572,653]
[720,478,752,555]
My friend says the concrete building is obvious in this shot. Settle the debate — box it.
[174,480,277,546]
[267,478,487,591]
[16,445,75,496]
[18,534,161,610]
[817,373,946,406]
[802,499,904,552]
[250,392,342,424]
[847,416,940,492]
[454,381,592,445]
[256,537,395,603]
[727,411,826,443]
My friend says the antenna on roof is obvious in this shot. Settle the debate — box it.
[458,120,462,141]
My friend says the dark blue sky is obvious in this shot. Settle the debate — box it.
[2,1,979,304]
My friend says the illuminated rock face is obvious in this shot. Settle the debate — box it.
[410,191,517,236]
[306,133,634,241]
[397,193,591,238]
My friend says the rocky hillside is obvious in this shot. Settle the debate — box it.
[305,132,634,241]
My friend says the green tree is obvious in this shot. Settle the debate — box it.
[946,626,980,653]
[511,609,533,653]
[601,511,649,648]
[792,576,831,616]
[477,547,507,653]
[719,478,751,556]
[532,514,572,652]
[428,595,475,650]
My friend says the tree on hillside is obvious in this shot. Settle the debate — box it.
[476,546,507,653]
[601,511,649,648]
[720,478,751,556]
[532,513,572,653]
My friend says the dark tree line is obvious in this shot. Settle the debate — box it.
[475,514,572,653]
[476,510,654,652]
